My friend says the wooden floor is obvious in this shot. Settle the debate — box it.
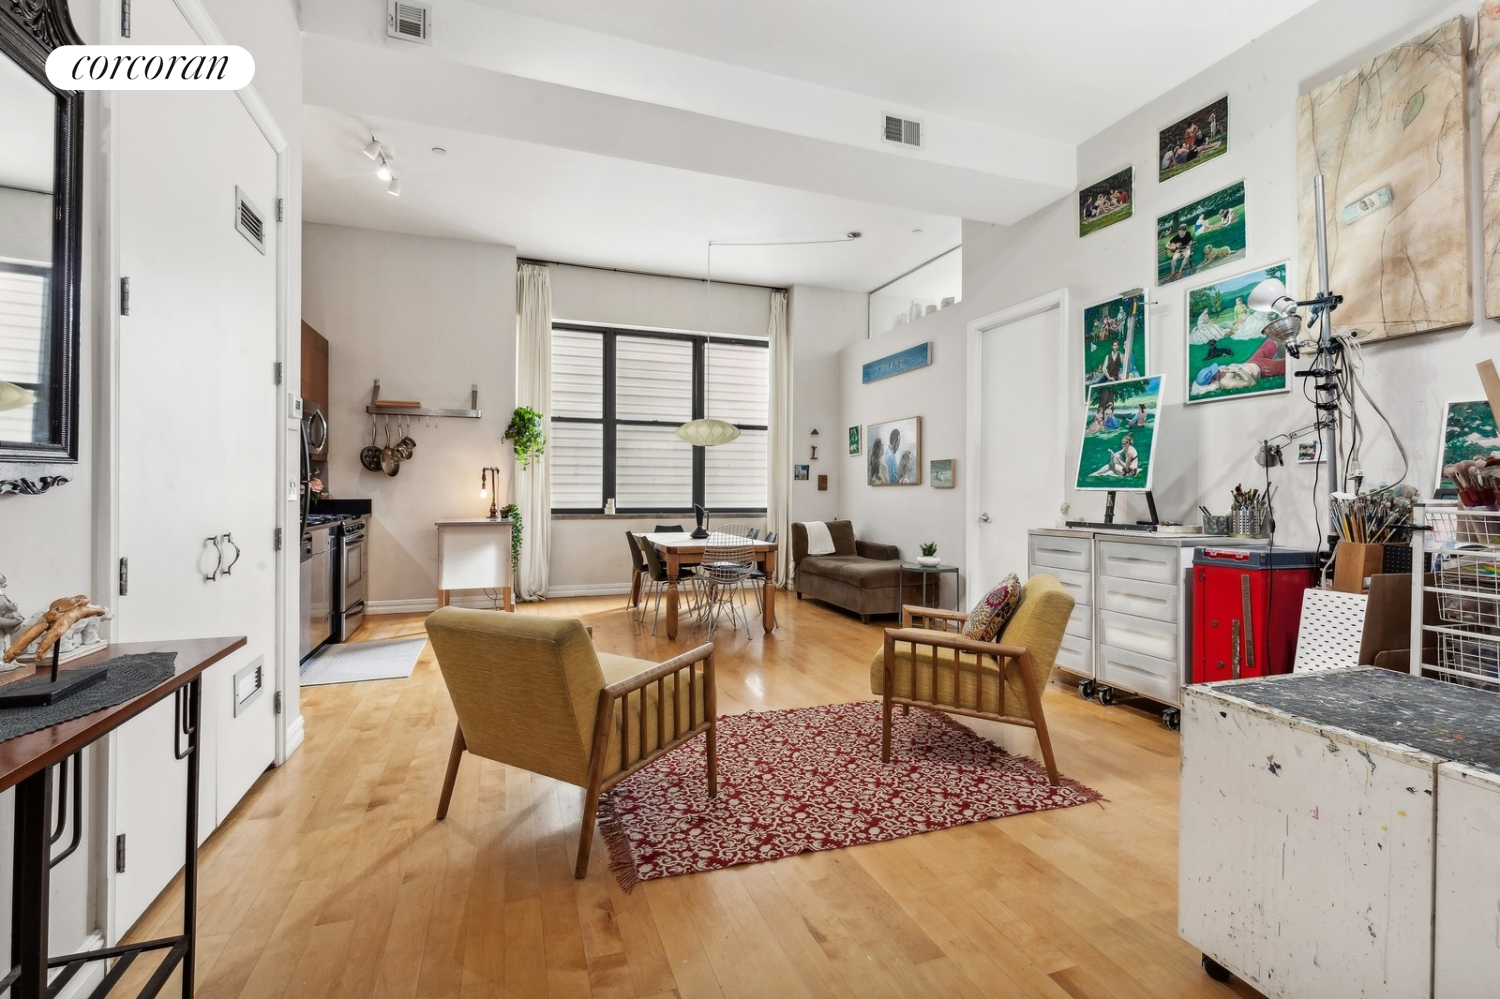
[119,594,1263,998]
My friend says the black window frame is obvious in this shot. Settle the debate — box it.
[550,322,769,516]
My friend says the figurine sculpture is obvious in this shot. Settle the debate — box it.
[2,593,110,668]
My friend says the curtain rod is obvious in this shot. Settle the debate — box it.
[517,256,786,293]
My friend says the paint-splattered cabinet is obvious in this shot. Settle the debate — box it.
[1179,669,1500,997]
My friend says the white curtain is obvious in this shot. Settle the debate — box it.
[766,289,792,587]
[515,262,552,601]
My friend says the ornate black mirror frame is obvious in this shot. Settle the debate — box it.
[0,0,84,496]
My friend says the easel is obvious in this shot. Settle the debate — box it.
[1067,490,1160,532]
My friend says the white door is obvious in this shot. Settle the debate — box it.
[111,0,279,932]
[975,306,1067,592]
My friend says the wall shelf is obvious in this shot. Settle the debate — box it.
[365,379,481,419]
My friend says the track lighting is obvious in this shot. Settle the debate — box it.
[363,137,382,160]
[387,177,401,197]
[376,156,392,182]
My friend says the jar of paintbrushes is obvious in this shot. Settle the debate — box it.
[1330,487,1417,593]
[1446,458,1500,510]
[1229,484,1269,537]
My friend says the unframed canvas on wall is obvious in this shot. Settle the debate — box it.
[1084,292,1147,387]
[1185,262,1291,404]
[1436,400,1500,494]
[1156,181,1246,286]
[1076,376,1161,492]
[1159,96,1229,182]
[930,459,954,488]
[1079,167,1133,237]
[866,417,920,485]
[1477,2,1500,318]
[1297,16,1471,341]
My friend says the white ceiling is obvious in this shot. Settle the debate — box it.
[465,0,1323,143]
[302,106,962,290]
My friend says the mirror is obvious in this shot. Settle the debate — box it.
[0,0,82,494]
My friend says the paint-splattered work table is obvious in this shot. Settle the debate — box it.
[1179,668,1500,998]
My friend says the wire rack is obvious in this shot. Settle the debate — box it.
[1414,505,1500,692]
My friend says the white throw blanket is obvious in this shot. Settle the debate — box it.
[803,521,836,556]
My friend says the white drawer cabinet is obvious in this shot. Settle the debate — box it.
[1028,529,1257,724]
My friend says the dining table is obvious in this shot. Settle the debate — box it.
[641,532,778,640]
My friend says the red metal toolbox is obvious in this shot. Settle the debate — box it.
[1191,548,1320,684]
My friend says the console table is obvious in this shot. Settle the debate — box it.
[436,519,515,611]
[0,636,244,998]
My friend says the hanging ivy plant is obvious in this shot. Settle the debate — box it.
[499,503,523,577]
[504,407,547,468]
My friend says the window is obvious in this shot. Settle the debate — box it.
[0,262,51,444]
[550,323,769,514]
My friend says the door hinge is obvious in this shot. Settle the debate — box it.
[274,527,283,552]
[274,361,283,386]
[274,691,283,715]
[119,276,130,316]
[121,0,131,37]
[276,198,284,223]
[118,557,129,597]
[115,833,127,873]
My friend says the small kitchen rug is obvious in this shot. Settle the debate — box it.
[299,637,426,686]
[597,700,1103,890]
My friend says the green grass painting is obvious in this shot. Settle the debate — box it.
[1184,262,1290,404]
[1159,96,1229,183]
[1076,375,1162,492]
[1438,400,1500,493]
[1083,293,1147,388]
[1078,166,1133,238]
[1156,180,1246,286]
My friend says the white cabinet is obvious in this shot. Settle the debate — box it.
[436,519,515,610]
[1435,762,1500,997]
[1028,529,1255,718]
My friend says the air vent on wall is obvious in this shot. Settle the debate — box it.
[388,1,432,43]
[234,187,266,255]
[883,115,921,148]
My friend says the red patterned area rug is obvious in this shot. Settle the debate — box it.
[597,699,1103,890]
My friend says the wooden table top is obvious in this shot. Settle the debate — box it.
[0,636,245,792]
[642,532,776,552]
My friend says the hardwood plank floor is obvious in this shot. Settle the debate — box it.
[118,594,1263,997]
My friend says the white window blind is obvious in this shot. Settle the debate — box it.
[617,336,691,421]
[550,422,603,510]
[0,267,47,443]
[551,328,602,418]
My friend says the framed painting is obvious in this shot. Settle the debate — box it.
[848,425,860,456]
[1436,400,1500,494]
[930,459,955,488]
[862,342,931,384]
[1076,376,1162,492]
[1296,440,1324,465]
[1184,262,1291,404]
[793,464,810,481]
[866,417,920,485]
[1084,292,1147,388]
[1156,180,1247,286]
[1079,166,1133,237]
[1159,96,1229,182]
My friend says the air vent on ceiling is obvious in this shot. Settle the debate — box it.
[883,115,921,148]
[234,187,266,255]
[388,1,432,43]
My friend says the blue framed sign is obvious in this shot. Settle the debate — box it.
[862,342,931,384]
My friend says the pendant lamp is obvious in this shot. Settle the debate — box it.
[677,241,741,446]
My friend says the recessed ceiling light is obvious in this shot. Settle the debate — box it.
[431,146,447,155]
[847,231,862,239]
[912,228,923,234]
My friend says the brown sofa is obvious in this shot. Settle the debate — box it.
[792,520,925,622]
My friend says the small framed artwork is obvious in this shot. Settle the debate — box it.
[866,416,921,485]
[1437,400,1500,494]
[1296,440,1324,465]
[1185,261,1290,404]
[1084,292,1147,388]
[1076,376,1162,492]
[1079,166,1133,237]
[848,425,861,456]
[1159,95,1229,183]
[817,474,828,491]
[930,459,955,488]
[793,464,810,481]
[1156,179,1246,286]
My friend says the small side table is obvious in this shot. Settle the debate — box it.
[899,562,960,611]
[436,518,515,611]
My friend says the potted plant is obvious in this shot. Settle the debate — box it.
[917,542,940,567]
[499,503,523,578]
[504,407,546,468]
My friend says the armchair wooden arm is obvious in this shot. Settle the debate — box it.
[900,604,969,630]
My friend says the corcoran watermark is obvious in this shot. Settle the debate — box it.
[46,45,254,90]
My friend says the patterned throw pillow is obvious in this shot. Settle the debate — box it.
[962,574,1023,643]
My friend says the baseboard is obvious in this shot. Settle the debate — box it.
[52,932,105,998]
[366,598,441,614]
[367,587,629,613]
[545,583,631,598]
[281,714,305,761]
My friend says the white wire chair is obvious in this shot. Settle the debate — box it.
[695,525,758,638]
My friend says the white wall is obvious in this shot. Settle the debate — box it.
[841,0,1491,602]
[789,284,867,524]
[302,223,517,609]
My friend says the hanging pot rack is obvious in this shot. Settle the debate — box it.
[366,379,481,419]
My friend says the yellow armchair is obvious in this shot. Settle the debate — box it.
[425,608,717,878]
[869,574,1074,785]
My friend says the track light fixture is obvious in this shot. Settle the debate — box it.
[362,136,382,160]
[376,155,392,182]
[387,177,401,197]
